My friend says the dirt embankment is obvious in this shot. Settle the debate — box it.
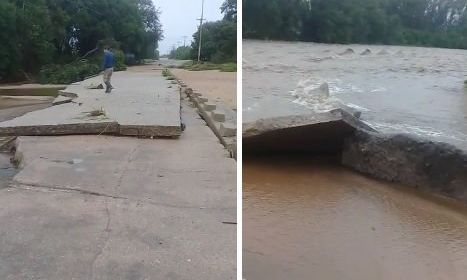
[170,69,237,110]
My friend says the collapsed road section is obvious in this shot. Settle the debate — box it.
[243,107,467,203]
[0,71,181,138]
[0,65,236,279]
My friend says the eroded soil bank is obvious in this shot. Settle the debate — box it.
[243,155,467,280]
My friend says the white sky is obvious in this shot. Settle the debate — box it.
[155,0,225,55]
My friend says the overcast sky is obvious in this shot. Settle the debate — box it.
[155,0,225,55]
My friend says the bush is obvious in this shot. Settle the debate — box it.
[181,61,236,72]
[38,49,127,84]
[39,60,100,84]
[114,50,127,71]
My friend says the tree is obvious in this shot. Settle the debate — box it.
[243,0,467,49]
[221,0,237,21]
[190,0,237,62]
[0,0,164,81]
[169,46,192,60]
[0,1,20,80]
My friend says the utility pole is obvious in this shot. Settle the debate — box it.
[182,36,188,47]
[197,0,205,62]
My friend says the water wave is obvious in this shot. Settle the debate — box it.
[290,78,343,112]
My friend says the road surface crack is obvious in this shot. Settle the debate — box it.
[89,203,112,279]
[8,183,234,211]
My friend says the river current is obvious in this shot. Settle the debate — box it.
[243,40,467,149]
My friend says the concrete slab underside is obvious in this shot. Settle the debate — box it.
[0,102,236,279]
[0,72,181,137]
[243,109,374,154]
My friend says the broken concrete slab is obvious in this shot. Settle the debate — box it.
[198,96,209,103]
[220,123,236,137]
[203,103,216,112]
[0,102,119,136]
[58,89,77,98]
[342,130,467,203]
[243,108,374,154]
[0,71,181,137]
[12,100,235,208]
[211,110,226,122]
[0,99,236,279]
[52,95,73,106]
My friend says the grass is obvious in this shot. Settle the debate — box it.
[162,68,176,80]
[180,61,236,72]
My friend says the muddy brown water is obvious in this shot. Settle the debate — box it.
[243,155,467,280]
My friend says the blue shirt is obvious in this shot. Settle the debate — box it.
[103,50,114,69]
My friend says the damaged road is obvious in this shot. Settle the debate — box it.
[0,71,181,137]
[0,67,236,279]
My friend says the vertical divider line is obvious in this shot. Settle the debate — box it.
[236,0,243,279]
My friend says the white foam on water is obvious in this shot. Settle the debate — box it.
[370,87,387,93]
[346,103,370,112]
[290,78,343,112]
[371,122,447,139]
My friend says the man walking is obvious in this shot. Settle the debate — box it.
[103,46,115,93]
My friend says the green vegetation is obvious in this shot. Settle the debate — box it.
[168,46,192,60]
[181,61,237,72]
[167,0,236,72]
[162,68,175,80]
[162,68,170,77]
[191,0,237,62]
[0,0,162,83]
[243,0,467,49]
[39,61,100,84]
[191,20,237,62]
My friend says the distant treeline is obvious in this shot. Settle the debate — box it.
[243,0,467,49]
[0,0,162,82]
[169,0,237,63]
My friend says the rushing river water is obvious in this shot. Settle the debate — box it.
[243,40,467,149]
[243,156,467,280]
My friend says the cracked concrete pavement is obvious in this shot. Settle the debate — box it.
[0,71,181,137]
[0,73,236,279]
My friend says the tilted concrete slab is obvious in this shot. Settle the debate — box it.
[1,100,236,279]
[12,101,235,208]
[243,108,375,154]
[52,95,73,105]
[0,71,181,137]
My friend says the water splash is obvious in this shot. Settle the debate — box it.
[290,78,342,112]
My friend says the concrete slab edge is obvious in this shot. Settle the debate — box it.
[0,122,181,138]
